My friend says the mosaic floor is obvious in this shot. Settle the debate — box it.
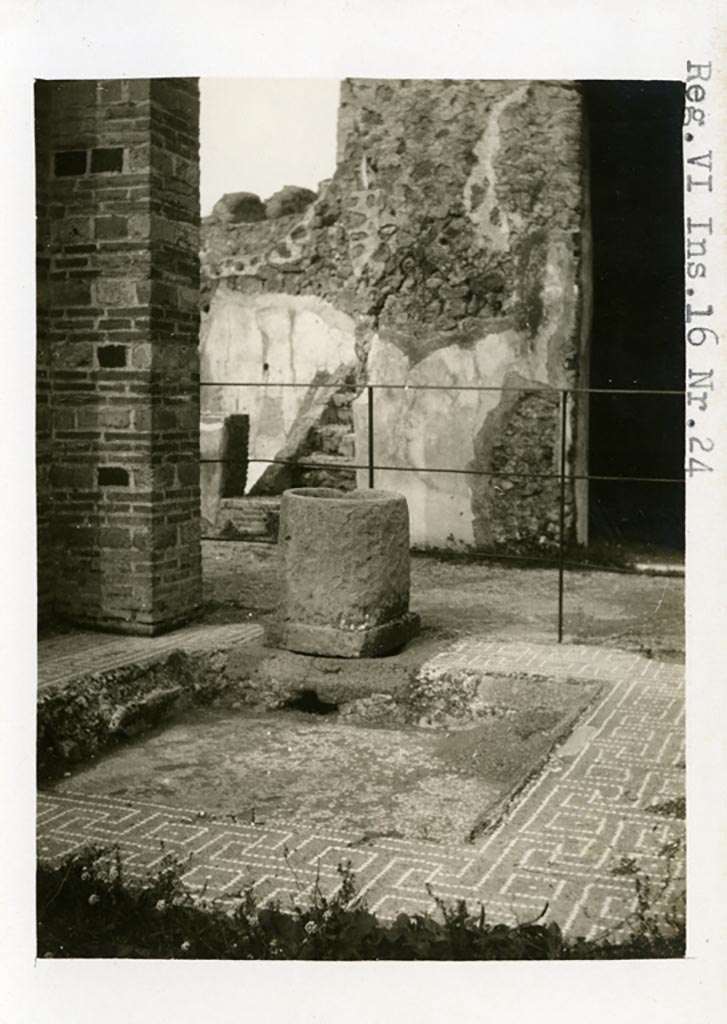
[37,622,264,691]
[37,636,685,941]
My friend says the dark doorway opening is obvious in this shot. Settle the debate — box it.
[584,81,685,557]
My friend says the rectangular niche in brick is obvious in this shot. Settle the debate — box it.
[97,344,127,368]
[91,147,124,173]
[54,150,87,177]
[97,466,129,487]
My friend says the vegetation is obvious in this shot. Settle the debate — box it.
[38,844,685,960]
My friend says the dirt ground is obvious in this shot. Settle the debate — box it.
[202,541,685,656]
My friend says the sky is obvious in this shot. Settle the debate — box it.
[199,78,341,216]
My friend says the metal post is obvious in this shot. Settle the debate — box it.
[557,389,568,643]
[367,385,375,488]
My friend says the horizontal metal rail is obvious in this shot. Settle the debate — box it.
[199,380,686,397]
[200,378,685,642]
[200,455,684,486]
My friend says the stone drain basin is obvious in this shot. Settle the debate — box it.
[47,651,601,845]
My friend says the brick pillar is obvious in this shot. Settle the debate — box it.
[35,79,202,634]
[35,83,55,624]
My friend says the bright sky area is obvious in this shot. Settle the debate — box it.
[199,78,341,216]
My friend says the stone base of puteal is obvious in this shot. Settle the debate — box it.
[265,611,420,658]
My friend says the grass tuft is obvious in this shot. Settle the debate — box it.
[38,844,685,960]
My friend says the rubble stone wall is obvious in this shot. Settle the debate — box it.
[201,79,589,551]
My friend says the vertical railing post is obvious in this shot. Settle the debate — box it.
[367,385,375,488]
[557,389,568,643]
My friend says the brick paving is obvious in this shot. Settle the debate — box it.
[37,622,264,691]
[37,637,685,940]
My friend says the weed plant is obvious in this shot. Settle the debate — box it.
[37,844,685,960]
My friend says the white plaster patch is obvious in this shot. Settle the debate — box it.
[353,331,532,548]
[527,239,576,384]
[200,290,356,494]
[463,84,529,252]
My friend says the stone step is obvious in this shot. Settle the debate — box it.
[215,497,281,542]
[300,451,356,468]
[298,452,358,492]
[310,425,356,458]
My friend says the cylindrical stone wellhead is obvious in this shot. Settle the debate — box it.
[267,487,420,657]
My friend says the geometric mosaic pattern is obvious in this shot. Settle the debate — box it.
[37,639,685,940]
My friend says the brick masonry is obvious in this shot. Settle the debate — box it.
[35,78,202,633]
[37,638,685,940]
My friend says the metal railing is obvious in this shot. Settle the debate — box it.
[199,379,685,643]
